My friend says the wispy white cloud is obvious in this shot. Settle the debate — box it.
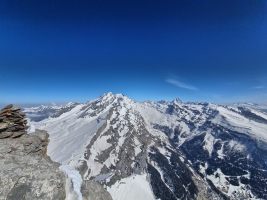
[166,78,198,91]
[251,85,265,89]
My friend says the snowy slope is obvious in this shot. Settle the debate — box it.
[25,93,267,200]
[30,104,108,164]
[107,174,155,200]
[213,105,267,143]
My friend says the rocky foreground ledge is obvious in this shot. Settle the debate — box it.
[0,105,113,200]
[0,105,66,200]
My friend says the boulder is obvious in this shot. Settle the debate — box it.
[81,180,113,200]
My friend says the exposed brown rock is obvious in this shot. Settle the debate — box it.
[11,131,26,138]
[0,131,13,139]
[0,105,27,138]
[0,122,9,131]
[2,104,13,110]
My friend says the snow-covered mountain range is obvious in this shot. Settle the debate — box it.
[24,93,267,200]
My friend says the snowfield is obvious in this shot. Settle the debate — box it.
[108,174,155,200]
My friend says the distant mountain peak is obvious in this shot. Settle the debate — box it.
[172,97,182,104]
[101,92,133,104]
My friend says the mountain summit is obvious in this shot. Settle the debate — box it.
[25,93,267,200]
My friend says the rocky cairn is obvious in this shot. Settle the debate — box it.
[0,104,27,139]
[0,105,66,200]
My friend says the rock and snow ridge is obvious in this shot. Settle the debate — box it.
[25,93,267,200]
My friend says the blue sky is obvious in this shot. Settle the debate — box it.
[0,0,267,104]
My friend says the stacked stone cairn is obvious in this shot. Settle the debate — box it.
[0,104,28,139]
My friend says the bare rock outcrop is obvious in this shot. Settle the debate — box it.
[81,180,113,200]
[0,105,66,200]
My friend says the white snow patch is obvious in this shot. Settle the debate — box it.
[27,119,36,133]
[217,142,225,159]
[133,137,142,156]
[199,163,208,175]
[60,165,83,200]
[228,140,246,152]
[204,132,214,156]
[108,174,155,200]
[207,168,254,198]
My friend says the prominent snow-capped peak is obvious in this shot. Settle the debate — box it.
[25,93,267,200]
[172,97,182,105]
[99,92,133,103]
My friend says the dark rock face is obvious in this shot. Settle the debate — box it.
[238,106,267,124]
[157,102,267,199]
[180,124,267,199]
[148,147,198,200]
[81,180,113,200]
[0,105,66,200]
[147,163,177,200]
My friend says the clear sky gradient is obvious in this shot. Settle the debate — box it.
[0,0,267,104]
